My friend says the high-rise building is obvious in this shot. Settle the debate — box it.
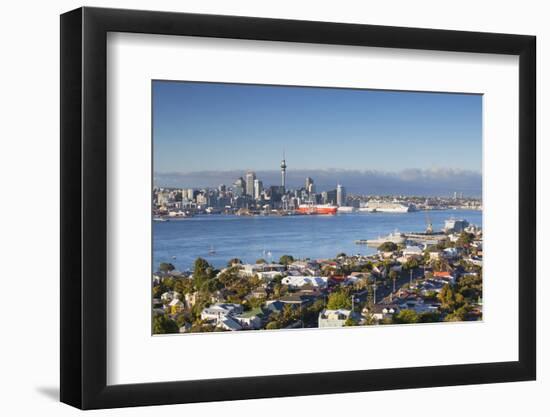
[337,184,346,207]
[325,189,337,205]
[158,191,169,206]
[245,171,256,197]
[280,153,287,192]
[305,177,315,194]
[254,179,263,200]
[233,177,245,197]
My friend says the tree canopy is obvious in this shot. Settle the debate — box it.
[159,262,175,272]
[393,309,419,324]
[152,314,179,334]
[279,255,295,265]
[378,241,398,252]
[327,290,351,310]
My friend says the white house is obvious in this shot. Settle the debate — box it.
[443,247,459,259]
[318,309,352,328]
[200,303,243,322]
[233,309,263,330]
[363,304,399,321]
[218,316,243,331]
[160,291,181,302]
[281,276,328,289]
[256,270,284,282]
[402,246,423,259]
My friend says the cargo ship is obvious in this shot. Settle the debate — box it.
[297,203,337,215]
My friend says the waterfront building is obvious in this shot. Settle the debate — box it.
[157,191,170,206]
[196,193,208,206]
[245,171,256,197]
[444,218,469,233]
[336,184,346,207]
[324,189,337,205]
[254,179,263,200]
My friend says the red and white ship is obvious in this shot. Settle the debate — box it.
[297,203,338,215]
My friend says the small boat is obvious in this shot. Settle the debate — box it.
[208,245,216,255]
[153,216,168,222]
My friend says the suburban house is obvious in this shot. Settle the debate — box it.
[433,270,456,284]
[200,303,243,322]
[318,309,354,328]
[279,294,314,308]
[233,307,265,330]
[281,276,328,289]
[218,316,243,331]
[363,304,400,321]
[160,291,181,302]
[168,298,185,314]
[239,263,286,278]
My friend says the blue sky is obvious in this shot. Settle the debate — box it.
[153,81,482,196]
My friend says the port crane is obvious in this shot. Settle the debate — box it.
[425,212,433,234]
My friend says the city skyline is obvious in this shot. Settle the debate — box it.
[154,166,482,197]
[153,81,483,175]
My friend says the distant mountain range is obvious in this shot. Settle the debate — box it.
[154,168,482,197]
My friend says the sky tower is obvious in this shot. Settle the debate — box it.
[280,151,287,191]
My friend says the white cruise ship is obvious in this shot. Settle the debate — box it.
[360,200,414,213]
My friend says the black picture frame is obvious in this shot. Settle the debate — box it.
[60,6,536,410]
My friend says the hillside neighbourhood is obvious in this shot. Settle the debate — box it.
[152,227,483,334]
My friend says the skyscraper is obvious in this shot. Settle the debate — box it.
[233,177,245,197]
[305,177,315,194]
[254,179,263,200]
[336,184,346,207]
[280,152,287,192]
[245,171,256,197]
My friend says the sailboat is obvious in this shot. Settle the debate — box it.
[208,245,216,255]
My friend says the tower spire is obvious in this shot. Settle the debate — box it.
[280,150,287,191]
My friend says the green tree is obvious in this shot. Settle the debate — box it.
[344,316,359,326]
[378,241,398,252]
[256,258,267,264]
[152,314,179,334]
[393,309,419,324]
[456,231,475,248]
[227,258,242,267]
[444,305,470,322]
[159,262,175,272]
[404,258,419,270]
[327,290,352,310]
[279,255,295,265]
[419,311,441,323]
[193,257,211,288]
[173,278,194,295]
[266,321,280,330]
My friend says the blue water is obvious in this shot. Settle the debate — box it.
[153,209,482,271]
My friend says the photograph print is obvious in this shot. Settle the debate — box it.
[152,81,483,335]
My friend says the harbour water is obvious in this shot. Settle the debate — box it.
[153,209,482,271]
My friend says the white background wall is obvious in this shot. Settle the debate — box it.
[0,0,545,415]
